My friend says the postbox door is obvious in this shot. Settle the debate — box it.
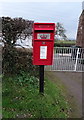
[33,41,54,65]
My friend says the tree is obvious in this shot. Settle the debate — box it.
[55,22,67,40]
[2,17,33,47]
[2,17,34,74]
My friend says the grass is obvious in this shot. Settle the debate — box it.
[2,72,70,118]
[54,40,76,47]
[55,40,76,44]
[0,74,2,119]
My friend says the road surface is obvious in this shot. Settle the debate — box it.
[45,71,82,118]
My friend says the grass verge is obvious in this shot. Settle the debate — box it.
[55,40,76,44]
[54,40,76,47]
[2,72,69,118]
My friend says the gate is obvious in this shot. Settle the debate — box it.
[45,47,84,72]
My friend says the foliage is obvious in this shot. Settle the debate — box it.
[15,71,39,87]
[2,73,69,118]
[2,46,18,74]
[54,40,76,47]
[2,46,39,76]
[2,17,33,46]
[55,22,67,40]
[2,17,37,75]
[55,40,76,44]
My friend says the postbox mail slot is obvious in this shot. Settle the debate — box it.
[34,23,55,31]
[34,28,54,30]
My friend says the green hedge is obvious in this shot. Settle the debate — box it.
[54,40,76,47]
[2,46,39,77]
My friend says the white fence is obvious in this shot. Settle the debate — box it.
[45,47,84,72]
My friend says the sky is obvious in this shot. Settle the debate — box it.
[0,1,83,39]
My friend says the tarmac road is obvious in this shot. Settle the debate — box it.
[45,71,82,118]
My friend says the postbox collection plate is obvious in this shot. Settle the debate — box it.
[40,46,47,59]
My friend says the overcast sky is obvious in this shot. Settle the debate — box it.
[0,1,83,39]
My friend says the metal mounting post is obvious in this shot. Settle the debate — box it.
[39,65,44,93]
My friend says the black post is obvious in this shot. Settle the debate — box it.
[39,65,44,93]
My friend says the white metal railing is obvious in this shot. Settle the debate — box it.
[45,47,84,72]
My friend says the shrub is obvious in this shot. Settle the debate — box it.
[2,17,39,77]
[2,46,39,77]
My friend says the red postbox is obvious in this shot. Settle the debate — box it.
[32,23,55,65]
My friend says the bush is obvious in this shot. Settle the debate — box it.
[2,45,18,74]
[2,17,38,76]
[54,40,75,47]
[2,46,39,77]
